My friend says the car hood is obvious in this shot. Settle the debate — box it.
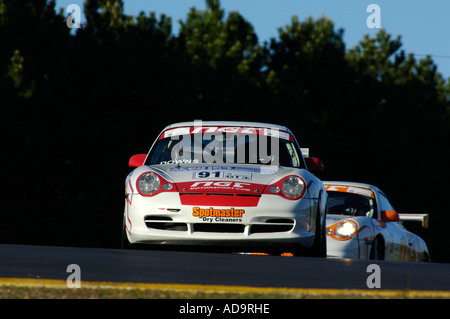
[152,163,294,194]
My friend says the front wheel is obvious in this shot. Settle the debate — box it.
[121,218,131,249]
[421,253,430,262]
[307,195,327,257]
[310,213,327,257]
[370,236,385,260]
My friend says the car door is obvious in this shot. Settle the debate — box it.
[375,191,409,261]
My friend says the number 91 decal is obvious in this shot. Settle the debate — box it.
[193,171,252,181]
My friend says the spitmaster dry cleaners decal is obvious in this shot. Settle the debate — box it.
[192,207,245,223]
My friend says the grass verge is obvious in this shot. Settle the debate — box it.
[1,278,449,299]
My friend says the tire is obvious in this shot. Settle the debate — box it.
[308,194,327,257]
[370,236,385,260]
[421,253,430,263]
[121,218,131,249]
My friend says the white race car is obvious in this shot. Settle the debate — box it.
[123,121,327,256]
[324,181,430,262]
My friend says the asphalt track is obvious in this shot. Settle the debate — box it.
[1,244,450,291]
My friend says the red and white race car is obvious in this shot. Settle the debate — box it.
[325,181,430,262]
[123,121,327,256]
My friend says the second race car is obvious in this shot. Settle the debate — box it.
[324,181,430,262]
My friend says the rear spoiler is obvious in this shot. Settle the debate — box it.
[398,214,429,228]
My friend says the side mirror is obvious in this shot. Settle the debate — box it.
[305,157,324,172]
[129,154,147,167]
[381,210,400,222]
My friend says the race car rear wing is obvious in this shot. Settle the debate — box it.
[398,214,429,228]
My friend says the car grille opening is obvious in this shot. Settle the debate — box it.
[193,223,245,233]
[144,216,295,234]
[144,216,187,231]
[250,219,295,233]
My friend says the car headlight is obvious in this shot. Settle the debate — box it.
[281,176,305,199]
[334,220,358,239]
[138,172,160,196]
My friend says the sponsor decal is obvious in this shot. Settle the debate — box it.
[189,181,252,192]
[192,207,245,223]
[192,170,252,180]
[160,159,199,165]
[191,181,250,188]
[161,126,291,141]
[325,185,375,198]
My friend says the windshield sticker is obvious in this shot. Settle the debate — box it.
[161,126,292,141]
[160,159,199,165]
[325,185,375,198]
[162,127,190,138]
[347,187,374,197]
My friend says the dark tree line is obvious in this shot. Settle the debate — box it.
[1,0,449,261]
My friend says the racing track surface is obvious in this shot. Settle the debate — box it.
[1,244,450,291]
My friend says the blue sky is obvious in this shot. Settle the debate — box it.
[56,0,450,80]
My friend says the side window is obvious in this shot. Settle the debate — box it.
[377,192,396,212]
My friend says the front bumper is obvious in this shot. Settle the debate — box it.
[124,192,317,250]
[326,236,364,259]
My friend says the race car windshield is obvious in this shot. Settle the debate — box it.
[327,192,375,218]
[147,127,303,168]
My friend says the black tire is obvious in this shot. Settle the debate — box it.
[308,194,327,257]
[121,218,131,249]
[370,236,385,260]
[421,253,430,262]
